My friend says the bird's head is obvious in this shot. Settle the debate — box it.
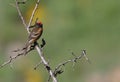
[36,21,43,28]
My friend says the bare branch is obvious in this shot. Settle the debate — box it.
[82,50,91,64]
[14,0,58,82]
[0,46,35,69]
[0,53,23,68]
[15,0,27,30]
[34,61,42,70]
[35,45,57,82]
[52,50,90,78]
[27,0,40,28]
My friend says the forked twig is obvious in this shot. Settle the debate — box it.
[47,50,90,81]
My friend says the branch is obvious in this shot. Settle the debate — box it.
[52,50,90,78]
[0,45,36,69]
[15,0,27,30]
[0,53,22,68]
[36,46,58,82]
[15,0,58,82]
[27,0,40,29]
[34,61,42,70]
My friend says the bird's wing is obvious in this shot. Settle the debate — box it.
[29,30,41,38]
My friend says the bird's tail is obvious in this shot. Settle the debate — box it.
[22,42,30,55]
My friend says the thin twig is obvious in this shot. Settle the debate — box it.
[34,61,42,70]
[27,0,40,29]
[0,53,23,68]
[0,46,35,69]
[17,0,27,4]
[15,0,27,30]
[52,50,89,78]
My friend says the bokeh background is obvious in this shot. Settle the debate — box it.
[0,0,120,82]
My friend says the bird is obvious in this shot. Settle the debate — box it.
[23,21,43,55]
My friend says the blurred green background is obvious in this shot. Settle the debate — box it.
[1,0,120,82]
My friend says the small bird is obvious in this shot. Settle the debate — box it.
[23,21,43,54]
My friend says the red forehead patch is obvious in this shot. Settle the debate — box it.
[37,21,42,25]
